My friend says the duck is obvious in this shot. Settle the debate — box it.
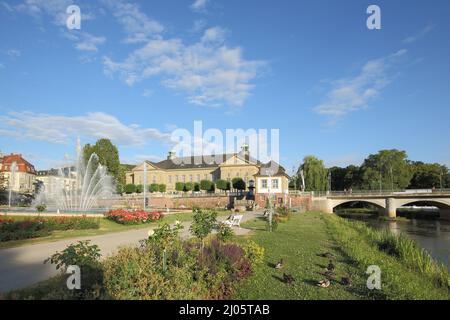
[326,260,335,271]
[341,276,352,286]
[275,259,284,269]
[283,273,295,285]
[323,270,336,280]
[317,279,331,288]
[319,252,335,259]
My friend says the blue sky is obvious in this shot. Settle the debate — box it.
[0,0,449,172]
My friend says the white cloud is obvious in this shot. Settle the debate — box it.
[403,25,434,44]
[103,27,265,107]
[313,49,407,120]
[74,33,106,52]
[101,0,164,43]
[191,0,209,13]
[5,49,21,59]
[0,111,172,146]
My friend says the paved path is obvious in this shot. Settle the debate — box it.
[0,211,261,294]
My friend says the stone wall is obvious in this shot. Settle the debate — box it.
[108,195,230,210]
[254,193,311,211]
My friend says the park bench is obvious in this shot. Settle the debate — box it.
[223,215,243,228]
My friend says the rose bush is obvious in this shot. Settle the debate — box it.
[106,209,161,225]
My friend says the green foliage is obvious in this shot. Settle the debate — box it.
[232,177,246,191]
[158,184,166,193]
[149,183,159,193]
[184,182,193,192]
[300,155,328,191]
[135,184,143,193]
[175,182,185,192]
[360,149,412,190]
[216,223,234,242]
[36,204,46,212]
[193,182,200,192]
[216,179,230,191]
[242,240,265,266]
[190,209,218,241]
[44,240,101,271]
[409,162,448,189]
[124,184,136,194]
[0,216,100,242]
[147,222,184,249]
[200,179,214,192]
[83,139,120,183]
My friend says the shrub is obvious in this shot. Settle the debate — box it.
[232,178,246,191]
[242,240,265,266]
[124,184,136,194]
[106,209,161,225]
[190,210,217,244]
[216,179,230,192]
[200,180,214,192]
[175,182,185,192]
[44,240,101,270]
[36,204,46,212]
[158,184,166,193]
[184,182,193,192]
[216,223,234,242]
[149,183,159,193]
[135,184,143,193]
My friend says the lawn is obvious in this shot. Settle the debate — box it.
[0,210,231,249]
[233,212,450,300]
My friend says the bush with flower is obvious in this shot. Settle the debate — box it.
[106,209,162,225]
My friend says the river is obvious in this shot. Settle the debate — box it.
[339,214,450,269]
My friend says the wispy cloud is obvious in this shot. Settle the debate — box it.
[191,0,209,13]
[103,26,265,107]
[13,0,104,55]
[403,24,435,44]
[313,49,408,122]
[0,111,172,146]
[102,0,164,43]
[5,49,21,59]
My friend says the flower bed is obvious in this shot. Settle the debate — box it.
[0,216,100,242]
[106,209,161,225]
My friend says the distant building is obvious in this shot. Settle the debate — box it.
[126,145,290,195]
[0,153,36,194]
[36,167,77,195]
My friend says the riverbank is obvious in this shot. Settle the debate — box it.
[234,212,449,300]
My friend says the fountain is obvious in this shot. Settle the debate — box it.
[8,161,17,208]
[34,139,116,212]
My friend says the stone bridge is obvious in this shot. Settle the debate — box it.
[311,191,450,220]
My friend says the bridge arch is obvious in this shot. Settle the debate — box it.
[331,199,386,213]
[396,199,450,209]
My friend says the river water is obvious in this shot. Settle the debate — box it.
[341,215,450,269]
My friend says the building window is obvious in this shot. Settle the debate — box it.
[175,175,179,182]
[261,179,268,189]
[182,175,186,182]
[272,179,279,189]
[168,176,172,183]
[152,176,156,183]
[204,174,207,180]
[197,174,200,182]
[189,175,192,182]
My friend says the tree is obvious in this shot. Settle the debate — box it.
[175,182,185,192]
[232,178,246,192]
[189,210,218,253]
[135,184,143,193]
[83,139,120,183]
[329,167,347,191]
[360,149,412,190]
[158,184,166,193]
[409,162,448,189]
[193,182,200,192]
[124,184,136,194]
[216,179,230,192]
[149,183,159,193]
[200,180,214,192]
[299,156,327,191]
[184,182,193,192]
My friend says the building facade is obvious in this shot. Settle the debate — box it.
[0,153,37,194]
[126,146,290,195]
[36,167,77,196]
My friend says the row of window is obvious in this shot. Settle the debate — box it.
[261,179,279,189]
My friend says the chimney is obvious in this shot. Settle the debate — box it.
[240,143,250,158]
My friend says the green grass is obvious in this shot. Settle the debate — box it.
[0,211,230,249]
[233,212,450,300]
[233,212,370,300]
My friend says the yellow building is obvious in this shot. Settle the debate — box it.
[126,146,289,194]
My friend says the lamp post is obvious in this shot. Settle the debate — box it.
[143,162,147,210]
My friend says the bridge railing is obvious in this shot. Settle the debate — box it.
[306,189,450,198]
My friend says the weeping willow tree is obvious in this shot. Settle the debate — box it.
[299,156,328,192]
